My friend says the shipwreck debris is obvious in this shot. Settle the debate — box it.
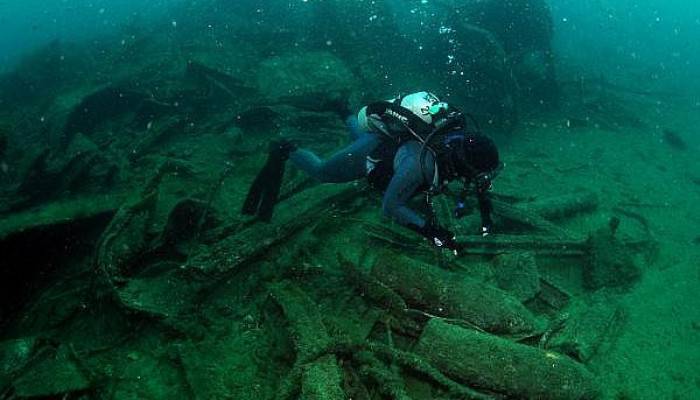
[456,234,588,256]
[546,294,627,363]
[270,281,345,400]
[371,253,544,336]
[9,133,118,212]
[584,219,642,290]
[270,278,496,400]
[190,184,362,279]
[492,252,541,302]
[415,318,599,400]
[185,60,257,101]
[491,198,578,239]
[10,345,92,399]
[526,191,599,221]
[233,106,280,132]
[62,86,149,146]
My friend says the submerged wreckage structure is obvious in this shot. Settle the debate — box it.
[0,1,657,399]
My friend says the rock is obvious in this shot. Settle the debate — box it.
[492,251,541,302]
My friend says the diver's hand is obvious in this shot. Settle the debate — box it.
[420,223,461,254]
[454,201,470,219]
[481,223,492,237]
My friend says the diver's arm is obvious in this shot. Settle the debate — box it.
[477,191,493,236]
[383,142,458,251]
[452,186,492,235]
[453,188,469,219]
[381,145,427,228]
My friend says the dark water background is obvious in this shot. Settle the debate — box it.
[2,1,699,91]
[550,0,700,93]
[0,0,183,70]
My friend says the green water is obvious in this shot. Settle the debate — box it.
[0,1,698,399]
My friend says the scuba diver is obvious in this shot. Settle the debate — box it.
[242,91,501,253]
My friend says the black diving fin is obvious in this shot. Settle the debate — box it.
[241,140,296,222]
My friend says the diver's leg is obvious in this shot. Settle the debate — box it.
[290,133,381,183]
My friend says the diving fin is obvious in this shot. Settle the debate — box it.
[241,140,296,222]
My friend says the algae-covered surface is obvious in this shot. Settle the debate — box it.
[1,1,699,399]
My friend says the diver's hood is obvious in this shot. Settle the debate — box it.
[452,133,500,178]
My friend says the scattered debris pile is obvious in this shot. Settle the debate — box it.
[0,1,657,399]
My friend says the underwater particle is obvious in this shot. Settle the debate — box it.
[171,20,177,28]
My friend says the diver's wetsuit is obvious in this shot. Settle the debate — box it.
[289,116,436,228]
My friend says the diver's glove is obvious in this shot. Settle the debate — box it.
[474,172,494,195]
[454,201,471,219]
[412,223,460,253]
[481,223,492,237]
